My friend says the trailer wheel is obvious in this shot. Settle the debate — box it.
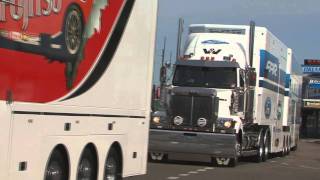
[286,136,290,155]
[280,137,287,157]
[104,148,122,180]
[44,146,69,180]
[77,147,98,180]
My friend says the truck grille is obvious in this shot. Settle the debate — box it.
[169,87,218,132]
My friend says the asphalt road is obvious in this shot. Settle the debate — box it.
[126,140,320,180]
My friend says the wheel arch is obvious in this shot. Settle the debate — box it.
[44,144,70,180]
[108,141,124,175]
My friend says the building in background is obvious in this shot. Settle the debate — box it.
[301,59,320,138]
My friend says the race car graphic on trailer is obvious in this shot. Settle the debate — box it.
[0,0,112,89]
[0,0,131,102]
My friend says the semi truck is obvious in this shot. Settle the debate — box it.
[0,0,158,179]
[149,22,301,166]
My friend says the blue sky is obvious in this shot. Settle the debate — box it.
[154,0,320,83]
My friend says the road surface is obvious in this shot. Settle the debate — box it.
[126,140,320,180]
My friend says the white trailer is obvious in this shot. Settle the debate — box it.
[149,22,301,166]
[0,0,158,179]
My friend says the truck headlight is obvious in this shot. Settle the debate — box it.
[197,118,207,127]
[216,118,234,129]
[173,116,184,126]
[152,116,161,124]
[224,121,232,128]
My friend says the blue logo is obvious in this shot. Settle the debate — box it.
[277,101,282,120]
[201,40,229,45]
[265,97,272,119]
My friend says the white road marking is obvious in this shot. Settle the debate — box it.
[281,163,289,166]
[197,169,207,172]
[299,165,320,170]
[188,171,198,174]
[179,174,190,177]
[270,161,277,163]
[204,167,214,170]
[167,177,180,180]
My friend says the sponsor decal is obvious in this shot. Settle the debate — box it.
[0,0,133,102]
[266,60,278,76]
[302,65,320,74]
[264,97,272,119]
[201,40,229,45]
[0,0,63,30]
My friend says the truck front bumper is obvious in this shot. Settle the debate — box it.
[149,129,237,158]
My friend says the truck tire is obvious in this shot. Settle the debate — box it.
[254,138,264,163]
[228,157,238,167]
[262,130,270,162]
[77,148,98,180]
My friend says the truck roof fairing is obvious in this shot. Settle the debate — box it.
[176,60,240,68]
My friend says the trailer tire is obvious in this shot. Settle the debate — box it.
[286,136,290,155]
[77,146,98,180]
[44,146,69,180]
[280,137,287,157]
[104,147,123,180]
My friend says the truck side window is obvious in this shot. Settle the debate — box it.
[240,70,245,87]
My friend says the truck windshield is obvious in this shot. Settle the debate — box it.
[173,66,237,89]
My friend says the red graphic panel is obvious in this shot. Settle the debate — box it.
[0,0,125,103]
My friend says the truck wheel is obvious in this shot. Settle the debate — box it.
[254,138,264,163]
[262,131,270,162]
[228,157,238,167]
[104,148,122,180]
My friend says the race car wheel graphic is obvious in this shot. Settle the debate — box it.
[65,6,83,55]
[62,5,84,89]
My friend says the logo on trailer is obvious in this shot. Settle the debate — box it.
[277,101,282,120]
[203,48,221,55]
[264,97,272,119]
[266,60,278,76]
[0,0,64,30]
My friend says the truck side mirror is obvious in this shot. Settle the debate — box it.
[248,68,256,87]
